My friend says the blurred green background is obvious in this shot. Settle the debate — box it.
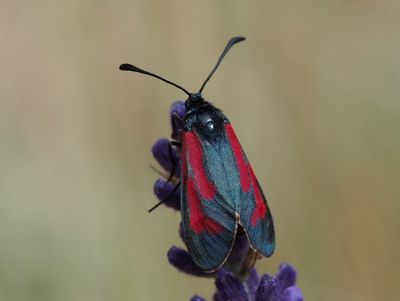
[1,1,399,300]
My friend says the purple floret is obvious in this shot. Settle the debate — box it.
[167,246,211,278]
[151,138,180,177]
[276,264,297,291]
[153,179,181,211]
[246,268,259,298]
[215,269,249,301]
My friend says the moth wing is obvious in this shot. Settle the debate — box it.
[180,130,237,272]
[224,124,275,257]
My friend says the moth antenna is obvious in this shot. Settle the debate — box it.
[119,63,191,97]
[198,36,246,94]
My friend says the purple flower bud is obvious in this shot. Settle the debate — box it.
[212,291,224,301]
[167,246,211,277]
[282,287,303,301]
[153,179,180,210]
[190,295,207,301]
[215,269,249,301]
[255,274,279,301]
[170,100,186,119]
[245,268,259,298]
[170,101,185,140]
[276,263,297,291]
[151,138,180,176]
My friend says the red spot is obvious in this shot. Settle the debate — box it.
[225,124,250,192]
[187,177,222,234]
[249,166,267,225]
[184,131,215,200]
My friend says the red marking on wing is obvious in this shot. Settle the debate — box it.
[225,124,250,192]
[181,135,188,185]
[184,131,215,200]
[187,177,222,234]
[249,166,267,225]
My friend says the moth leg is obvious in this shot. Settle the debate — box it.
[171,112,184,140]
[149,164,169,179]
[148,182,181,213]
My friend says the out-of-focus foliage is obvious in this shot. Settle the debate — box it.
[0,1,399,300]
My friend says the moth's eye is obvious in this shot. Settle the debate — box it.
[205,119,215,131]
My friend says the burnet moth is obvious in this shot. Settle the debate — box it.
[120,37,275,272]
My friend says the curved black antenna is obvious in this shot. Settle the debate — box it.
[198,36,246,94]
[119,63,191,97]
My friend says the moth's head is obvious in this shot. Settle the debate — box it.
[185,93,205,111]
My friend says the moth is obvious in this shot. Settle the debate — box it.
[120,37,275,272]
